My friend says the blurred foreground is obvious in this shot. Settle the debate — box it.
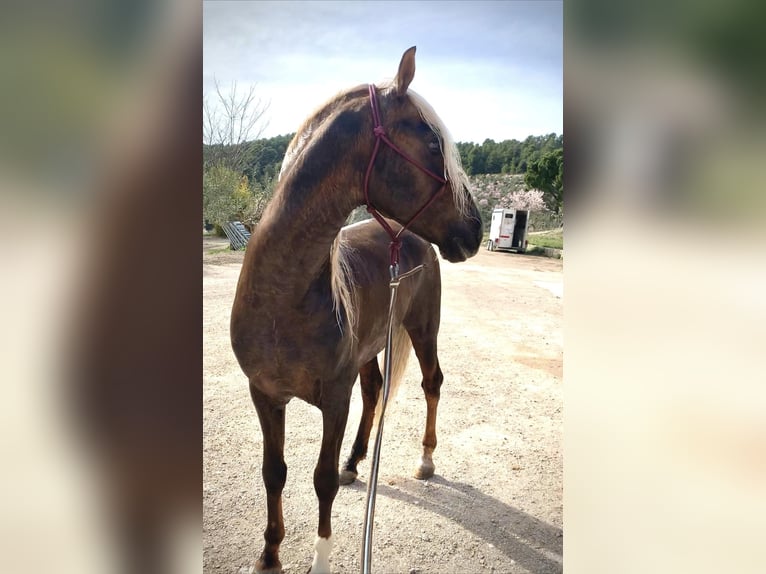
[0,2,201,573]
[566,2,765,573]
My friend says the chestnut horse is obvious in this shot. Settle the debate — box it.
[230,47,482,573]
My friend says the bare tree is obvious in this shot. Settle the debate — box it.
[203,78,270,171]
[203,79,274,229]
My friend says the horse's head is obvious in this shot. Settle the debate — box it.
[279,47,483,262]
[358,47,483,263]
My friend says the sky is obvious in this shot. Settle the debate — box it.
[203,1,562,144]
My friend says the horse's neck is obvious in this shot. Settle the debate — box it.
[241,177,357,304]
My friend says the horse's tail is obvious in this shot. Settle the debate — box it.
[373,322,412,427]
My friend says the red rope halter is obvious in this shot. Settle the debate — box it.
[363,84,448,273]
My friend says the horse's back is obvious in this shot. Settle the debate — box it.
[341,219,437,281]
[342,219,441,362]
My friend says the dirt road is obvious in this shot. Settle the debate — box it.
[203,235,562,573]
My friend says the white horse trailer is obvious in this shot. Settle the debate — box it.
[487,208,529,253]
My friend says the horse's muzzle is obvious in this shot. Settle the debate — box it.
[440,216,482,262]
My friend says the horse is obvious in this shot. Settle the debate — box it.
[230,46,483,574]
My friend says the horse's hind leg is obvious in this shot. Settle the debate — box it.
[249,384,287,574]
[311,394,351,574]
[339,359,383,485]
[407,328,444,480]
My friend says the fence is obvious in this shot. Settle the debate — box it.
[221,221,251,250]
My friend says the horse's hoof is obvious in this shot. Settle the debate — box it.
[339,468,358,485]
[254,554,283,574]
[414,456,435,480]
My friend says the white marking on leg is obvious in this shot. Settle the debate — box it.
[415,450,435,479]
[310,535,333,574]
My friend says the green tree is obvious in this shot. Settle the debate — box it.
[525,148,563,214]
[203,81,277,230]
[466,145,486,175]
[203,165,249,226]
[456,135,562,175]
[242,172,277,229]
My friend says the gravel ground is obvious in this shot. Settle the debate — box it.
[204,235,563,574]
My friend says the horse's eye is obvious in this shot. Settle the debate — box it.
[428,140,440,154]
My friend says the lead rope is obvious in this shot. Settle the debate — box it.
[361,263,423,574]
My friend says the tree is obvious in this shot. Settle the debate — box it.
[203,165,249,226]
[203,80,274,229]
[203,79,270,172]
[525,148,563,214]
[456,135,562,175]
[466,145,486,175]
[506,188,547,212]
[241,172,277,230]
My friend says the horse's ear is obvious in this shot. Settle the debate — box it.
[394,46,416,95]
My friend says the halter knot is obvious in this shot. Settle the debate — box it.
[373,126,386,137]
[389,238,402,267]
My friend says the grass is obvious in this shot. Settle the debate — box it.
[206,246,234,255]
[483,227,563,253]
[527,228,563,250]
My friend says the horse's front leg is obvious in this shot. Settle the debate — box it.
[340,359,382,485]
[311,392,351,574]
[250,383,287,574]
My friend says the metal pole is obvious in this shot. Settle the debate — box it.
[360,263,424,574]
[361,265,399,574]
